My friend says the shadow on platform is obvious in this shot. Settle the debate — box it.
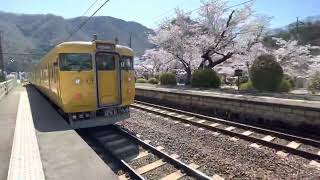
[25,85,72,132]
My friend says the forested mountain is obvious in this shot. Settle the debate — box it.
[0,11,155,72]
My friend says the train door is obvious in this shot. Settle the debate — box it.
[95,52,121,107]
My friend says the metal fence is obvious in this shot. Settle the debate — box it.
[0,79,17,100]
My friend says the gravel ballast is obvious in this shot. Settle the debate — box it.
[118,109,320,179]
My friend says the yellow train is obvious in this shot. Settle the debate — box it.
[29,40,135,128]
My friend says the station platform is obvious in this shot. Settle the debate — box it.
[0,85,118,180]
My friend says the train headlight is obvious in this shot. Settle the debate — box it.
[128,77,132,82]
[75,78,81,85]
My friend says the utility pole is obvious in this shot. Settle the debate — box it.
[129,33,132,48]
[296,17,300,41]
[115,37,119,44]
[0,31,5,79]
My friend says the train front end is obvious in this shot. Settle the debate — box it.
[59,40,135,129]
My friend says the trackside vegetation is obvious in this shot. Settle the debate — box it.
[159,73,177,85]
[250,54,284,92]
[191,69,220,88]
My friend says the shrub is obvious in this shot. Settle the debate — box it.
[159,73,177,86]
[277,79,292,92]
[191,69,221,88]
[0,75,5,82]
[147,78,159,84]
[239,76,249,84]
[240,81,254,91]
[250,54,283,91]
[308,71,320,92]
[283,74,295,88]
[136,78,147,83]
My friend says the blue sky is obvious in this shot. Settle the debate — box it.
[1,0,319,29]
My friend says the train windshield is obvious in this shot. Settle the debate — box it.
[121,56,134,70]
[59,53,92,71]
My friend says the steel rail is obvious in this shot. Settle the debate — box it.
[133,101,320,161]
[113,125,213,180]
[79,130,145,180]
[134,100,320,147]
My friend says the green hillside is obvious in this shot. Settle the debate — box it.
[264,16,320,49]
[0,11,154,72]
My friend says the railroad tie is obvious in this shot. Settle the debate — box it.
[225,126,235,131]
[242,131,253,136]
[286,141,301,149]
[262,135,275,142]
[230,137,239,142]
[276,151,289,158]
[186,117,195,120]
[212,174,225,180]
[132,151,150,161]
[249,143,261,149]
[118,174,129,180]
[210,123,220,127]
[275,141,301,159]
[309,160,320,169]
[176,114,185,118]
[136,159,166,174]
[160,163,199,180]
[156,146,164,151]
[197,120,206,124]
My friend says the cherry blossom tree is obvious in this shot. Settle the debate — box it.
[150,9,202,84]
[310,56,320,76]
[197,0,270,69]
[136,48,176,78]
[140,0,270,83]
[272,37,320,78]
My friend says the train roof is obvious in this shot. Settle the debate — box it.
[31,41,134,71]
[56,41,134,55]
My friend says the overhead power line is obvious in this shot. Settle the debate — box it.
[81,0,100,17]
[154,0,254,23]
[66,0,111,41]
[188,0,254,14]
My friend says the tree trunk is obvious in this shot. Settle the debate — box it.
[199,52,212,69]
[199,52,234,69]
[185,68,192,85]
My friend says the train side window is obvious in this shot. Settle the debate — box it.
[54,59,58,83]
[96,54,115,71]
[51,64,54,81]
[59,53,92,71]
[121,56,134,70]
[46,64,49,81]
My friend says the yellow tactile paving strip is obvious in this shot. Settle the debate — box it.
[7,92,45,180]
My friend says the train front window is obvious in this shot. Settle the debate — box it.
[121,56,134,70]
[59,53,92,71]
[96,54,115,71]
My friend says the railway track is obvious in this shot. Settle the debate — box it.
[132,100,320,163]
[78,125,221,180]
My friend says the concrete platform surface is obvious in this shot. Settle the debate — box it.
[7,91,45,180]
[6,85,118,180]
[0,86,22,180]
